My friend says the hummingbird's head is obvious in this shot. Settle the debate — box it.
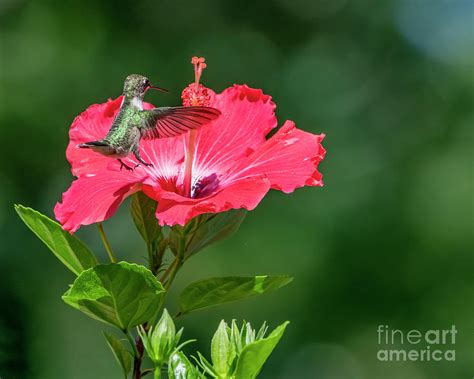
[123,74,168,99]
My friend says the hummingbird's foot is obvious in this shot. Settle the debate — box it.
[129,162,153,170]
[118,159,134,171]
[133,148,153,168]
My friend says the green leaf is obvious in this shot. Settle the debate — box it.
[130,192,161,244]
[14,205,98,275]
[63,262,165,330]
[185,210,247,256]
[234,322,289,379]
[178,276,293,315]
[103,332,132,378]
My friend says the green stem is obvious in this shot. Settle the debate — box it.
[146,243,155,272]
[164,235,186,290]
[159,250,177,283]
[133,335,144,379]
[125,330,139,358]
[161,257,179,286]
[97,223,117,262]
[150,234,186,325]
[154,367,161,379]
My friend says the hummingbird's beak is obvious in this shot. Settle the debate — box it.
[148,85,169,93]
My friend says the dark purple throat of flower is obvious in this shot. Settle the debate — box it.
[152,172,219,200]
[191,173,219,199]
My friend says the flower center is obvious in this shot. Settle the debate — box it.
[191,173,220,199]
[181,56,211,198]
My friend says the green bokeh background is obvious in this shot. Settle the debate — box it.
[0,0,472,378]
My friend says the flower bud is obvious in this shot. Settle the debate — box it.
[230,320,242,354]
[168,351,202,379]
[139,309,182,366]
[211,320,236,378]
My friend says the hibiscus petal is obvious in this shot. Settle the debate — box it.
[139,136,186,189]
[223,121,326,193]
[192,85,277,180]
[66,97,123,177]
[143,176,271,226]
[54,170,145,232]
[66,96,155,177]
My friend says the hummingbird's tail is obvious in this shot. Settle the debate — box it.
[77,140,109,148]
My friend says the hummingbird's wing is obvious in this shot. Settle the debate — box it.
[140,106,221,139]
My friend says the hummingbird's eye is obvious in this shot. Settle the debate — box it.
[143,79,149,87]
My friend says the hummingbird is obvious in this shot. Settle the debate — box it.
[78,74,221,170]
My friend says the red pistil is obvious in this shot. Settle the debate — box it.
[182,56,211,197]
[192,56,206,87]
[181,56,212,107]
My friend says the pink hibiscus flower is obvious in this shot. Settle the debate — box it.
[55,57,326,231]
